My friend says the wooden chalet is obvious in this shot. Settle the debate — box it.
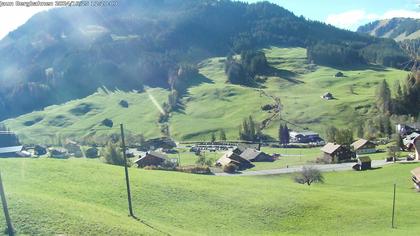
[321,143,355,163]
[351,139,376,155]
[239,148,274,162]
[135,151,167,168]
[216,151,254,170]
[411,167,420,191]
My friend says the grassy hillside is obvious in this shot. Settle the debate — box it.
[3,47,407,143]
[3,88,169,144]
[0,158,419,235]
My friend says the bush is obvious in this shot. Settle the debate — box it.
[196,155,213,166]
[176,165,211,175]
[261,104,275,111]
[101,119,113,128]
[102,143,125,166]
[119,100,129,108]
[85,147,99,158]
[223,164,238,173]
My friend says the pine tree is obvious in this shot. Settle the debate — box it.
[219,129,227,141]
[211,132,216,143]
[375,79,391,114]
[284,124,290,145]
[278,124,284,144]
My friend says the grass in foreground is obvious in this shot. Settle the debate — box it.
[0,158,419,235]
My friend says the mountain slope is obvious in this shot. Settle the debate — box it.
[3,47,407,144]
[0,0,407,120]
[357,17,420,41]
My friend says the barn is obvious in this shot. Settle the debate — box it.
[135,151,167,168]
[321,143,355,163]
[216,151,254,170]
[351,139,376,155]
[239,148,274,162]
[0,146,23,158]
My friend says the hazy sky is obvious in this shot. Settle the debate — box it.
[0,0,419,40]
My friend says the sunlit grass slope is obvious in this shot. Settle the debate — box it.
[4,47,407,142]
[0,158,419,235]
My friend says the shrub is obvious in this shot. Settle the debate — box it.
[223,164,238,173]
[294,166,324,186]
[85,147,99,158]
[176,165,211,175]
[102,143,125,166]
[196,155,213,166]
[261,104,275,111]
[119,100,129,108]
[101,119,113,128]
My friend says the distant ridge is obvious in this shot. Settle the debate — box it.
[357,17,420,41]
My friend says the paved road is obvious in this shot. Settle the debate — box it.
[214,160,390,176]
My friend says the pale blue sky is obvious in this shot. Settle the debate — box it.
[246,0,420,30]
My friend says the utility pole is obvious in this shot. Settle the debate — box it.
[120,124,134,217]
[0,172,14,236]
[391,183,396,229]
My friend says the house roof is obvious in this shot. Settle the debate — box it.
[358,156,371,163]
[290,131,319,137]
[135,151,167,164]
[411,167,420,180]
[0,146,22,154]
[321,143,341,154]
[221,151,251,164]
[146,151,168,160]
[351,139,375,150]
[404,132,420,148]
[240,148,261,161]
[216,156,239,166]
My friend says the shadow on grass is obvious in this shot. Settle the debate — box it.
[369,167,383,170]
[398,161,420,165]
[265,66,304,84]
[326,63,390,72]
[132,216,172,236]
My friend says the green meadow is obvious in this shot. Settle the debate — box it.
[3,47,408,143]
[0,158,419,235]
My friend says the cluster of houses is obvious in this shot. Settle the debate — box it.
[0,135,99,159]
[215,146,275,171]
[320,138,377,170]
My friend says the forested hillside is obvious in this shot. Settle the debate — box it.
[0,0,408,120]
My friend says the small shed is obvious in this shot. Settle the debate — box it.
[411,167,420,191]
[322,92,333,100]
[321,143,355,163]
[354,156,371,170]
[135,151,167,168]
[239,148,274,162]
[351,139,376,155]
